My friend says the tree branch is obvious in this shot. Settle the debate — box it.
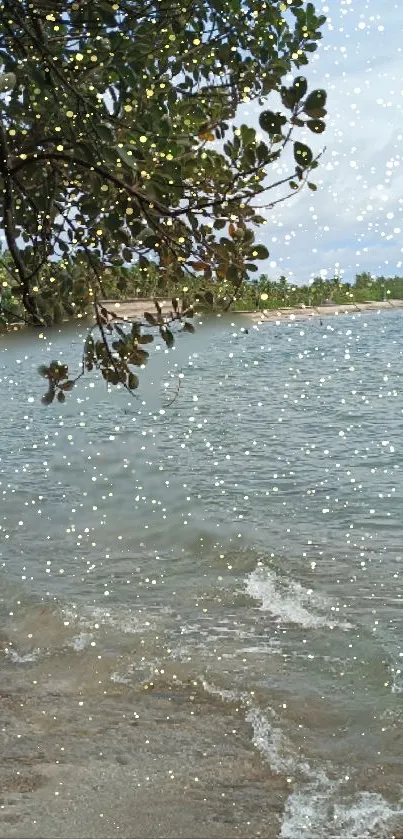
[0,118,44,325]
[10,151,173,216]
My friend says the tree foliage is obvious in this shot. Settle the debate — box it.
[0,0,328,400]
[231,272,401,310]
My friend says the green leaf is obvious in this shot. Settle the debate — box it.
[160,327,175,348]
[259,110,286,135]
[244,145,256,166]
[304,107,327,118]
[252,245,269,260]
[143,312,158,325]
[42,389,55,405]
[84,335,95,371]
[227,264,239,283]
[104,213,121,231]
[280,86,300,110]
[243,229,255,245]
[116,147,138,169]
[129,347,149,365]
[240,124,256,147]
[304,89,327,113]
[57,390,66,403]
[102,368,120,385]
[0,72,16,92]
[293,141,313,168]
[139,255,149,271]
[48,361,68,381]
[95,339,108,360]
[128,372,139,390]
[38,364,49,378]
[112,338,124,353]
[96,123,115,144]
[292,76,307,101]
[114,323,126,339]
[183,321,195,334]
[306,119,325,134]
[143,234,159,249]
[256,141,269,163]
[131,321,141,339]
[307,182,317,191]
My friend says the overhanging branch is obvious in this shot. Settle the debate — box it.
[0,118,44,325]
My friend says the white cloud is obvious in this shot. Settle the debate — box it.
[244,0,403,284]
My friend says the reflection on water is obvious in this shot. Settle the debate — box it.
[1,311,403,838]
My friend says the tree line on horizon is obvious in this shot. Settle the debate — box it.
[0,260,401,325]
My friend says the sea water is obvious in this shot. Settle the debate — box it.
[0,309,402,838]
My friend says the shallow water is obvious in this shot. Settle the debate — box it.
[1,310,403,838]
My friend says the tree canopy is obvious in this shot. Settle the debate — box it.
[0,0,327,401]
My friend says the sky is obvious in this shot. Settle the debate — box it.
[241,0,403,286]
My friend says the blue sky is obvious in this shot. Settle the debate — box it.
[241,0,403,286]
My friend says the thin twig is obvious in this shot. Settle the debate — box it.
[162,373,182,408]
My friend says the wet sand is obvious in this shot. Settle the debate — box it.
[0,672,287,839]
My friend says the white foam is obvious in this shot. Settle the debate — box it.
[5,647,41,663]
[62,604,157,635]
[390,666,403,694]
[201,677,241,705]
[245,566,352,630]
[202,681,301,777]
[280,786,402,839]
[110,671,131,685]
[246,706,298,775]
[248,710,402,838]
[247,711,401,839]
[70,632,92,651]
[202,678,401,839]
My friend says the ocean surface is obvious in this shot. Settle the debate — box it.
[0,309,402,838]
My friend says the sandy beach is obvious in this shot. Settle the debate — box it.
[99,297,403,323]
[247,299,403,323]
[4,298,403,332]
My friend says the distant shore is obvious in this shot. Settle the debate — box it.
[98,297,403,322]
[2,298,403,332]
[242,298,403,322]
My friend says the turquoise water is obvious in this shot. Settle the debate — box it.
[0,309,402,838]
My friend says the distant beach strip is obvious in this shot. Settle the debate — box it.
[244,298,403,322]
[97,297,403,323]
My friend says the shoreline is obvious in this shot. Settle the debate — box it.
[2,298,403,333]
[98,297,403,323]
[237,299,403,323]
